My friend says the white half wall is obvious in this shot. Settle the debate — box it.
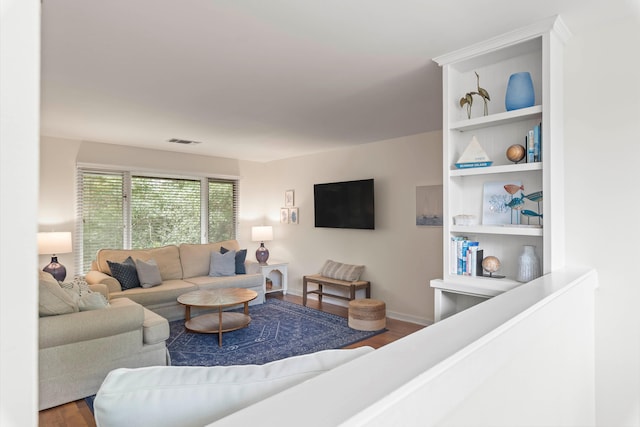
[564,15,640,427]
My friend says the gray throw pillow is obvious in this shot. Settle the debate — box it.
[209,250,236,277]
[135,258,163,288]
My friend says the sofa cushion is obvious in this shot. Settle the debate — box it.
[94,346,374,427]
[185,274,262,290]
[111,297,169,345]
[179,240,240,278]
[96,245,183,281]
[320,259,365,282]
[109,279,198,307]
[209,250,236,277]
[220,246,247,274]
[39,270,79,317]
[107,257,141,290]
[135,258,163,288]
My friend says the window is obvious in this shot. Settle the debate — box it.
[76,169,238,273]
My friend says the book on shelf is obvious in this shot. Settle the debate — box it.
[450,237,483,276]
[525,122,542,163]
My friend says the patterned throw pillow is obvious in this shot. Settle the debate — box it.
[220,246,247,274]
[320,260,365,282]
[60,275,109,311]
[107,256,141,290]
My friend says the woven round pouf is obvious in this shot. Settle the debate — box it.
[348,299,386,331]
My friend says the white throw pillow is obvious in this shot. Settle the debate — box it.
[208,250,236,277]
[94,346,374,427]
[39,270,79,316]
[60,276,110,311]
[135,258,163,288]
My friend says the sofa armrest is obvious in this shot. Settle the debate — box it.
[39,298,144,349]
[245,260,260,275]
[85,270,122,294]
[89,283,109,299]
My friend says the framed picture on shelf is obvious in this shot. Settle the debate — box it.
[416,185,443,226]
[482,181,522,225]
[289,207,299,224]
[285,190,294,207]
[280,208,289,224]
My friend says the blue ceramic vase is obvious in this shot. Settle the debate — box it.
[505,72,535,111]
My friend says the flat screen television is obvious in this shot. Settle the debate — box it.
[314,179,375,230]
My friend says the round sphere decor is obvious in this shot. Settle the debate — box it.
[481,256,505,278]
[506,144,526,163]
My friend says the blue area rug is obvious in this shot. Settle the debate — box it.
[168,298,384,366]
[85,299,384,412]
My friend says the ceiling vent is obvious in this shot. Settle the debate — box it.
[167,138,202,145]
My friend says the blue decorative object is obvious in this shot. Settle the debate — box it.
[505,72,535,111]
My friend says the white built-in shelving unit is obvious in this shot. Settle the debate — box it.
[430,16,570,321]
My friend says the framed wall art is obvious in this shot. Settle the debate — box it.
[289,207,299,224]
[285,190,294,207]
[280,208,289,224]
[416,185,443,226]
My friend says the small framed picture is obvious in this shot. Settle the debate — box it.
[285,189,294,207]
[280,208,289,224]
[289,207,299,224]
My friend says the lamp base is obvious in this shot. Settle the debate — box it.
[43,256,67,282]
[256,243,270,265]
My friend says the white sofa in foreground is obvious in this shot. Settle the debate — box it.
[94,346,374,427]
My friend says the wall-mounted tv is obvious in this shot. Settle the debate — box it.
[314,179,375,230]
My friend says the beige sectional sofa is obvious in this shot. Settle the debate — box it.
[40,240,264,410]
[85,240,265,321]
[39,273,169,410]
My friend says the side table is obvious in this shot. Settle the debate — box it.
[259,261,288,295]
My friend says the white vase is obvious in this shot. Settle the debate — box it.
[516,245,540,282]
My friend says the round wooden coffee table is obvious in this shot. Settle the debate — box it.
[177,288,258,347]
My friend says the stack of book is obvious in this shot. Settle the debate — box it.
[450,236,483,276]
[525,122,542,163]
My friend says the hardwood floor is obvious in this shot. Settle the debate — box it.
[38,294,424,426]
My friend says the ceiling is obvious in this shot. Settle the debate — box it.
[40,0,636,162]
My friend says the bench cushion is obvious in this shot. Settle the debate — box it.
[320,260,365,281]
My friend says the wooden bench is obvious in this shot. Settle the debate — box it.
[302,274,371,306]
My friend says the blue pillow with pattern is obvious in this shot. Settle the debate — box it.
[107,256,141,290]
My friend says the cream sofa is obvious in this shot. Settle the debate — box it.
[39,273,169,410]
[85,240,265,321]
[94,346,374,427]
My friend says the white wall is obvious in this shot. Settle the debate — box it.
[564,15,640,426]
[40,131,443,324]
[0,0,40,425]
[240,132,443,324]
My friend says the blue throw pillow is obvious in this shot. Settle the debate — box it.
[107,256,141,290]
[220,246,247,274]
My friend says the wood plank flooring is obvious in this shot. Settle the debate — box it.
[38,294,425,426]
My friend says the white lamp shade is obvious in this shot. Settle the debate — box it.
[251,226,273,242]
[38,232,72,255]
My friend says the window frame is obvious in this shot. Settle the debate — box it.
[75,164,239,274]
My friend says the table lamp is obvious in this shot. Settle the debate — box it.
[251,226,273,264]
[38,231,72,282]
